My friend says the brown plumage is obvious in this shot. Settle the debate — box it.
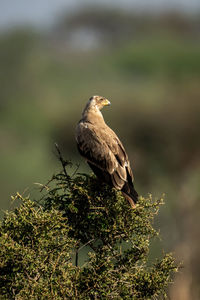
[75,95,138,208]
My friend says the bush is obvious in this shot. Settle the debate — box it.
[0,159,178,299]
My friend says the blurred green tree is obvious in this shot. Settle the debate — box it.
[0,154,178,299]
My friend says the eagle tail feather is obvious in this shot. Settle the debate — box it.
[122,192,136,209]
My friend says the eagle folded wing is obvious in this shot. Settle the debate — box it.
[76,122,130,190]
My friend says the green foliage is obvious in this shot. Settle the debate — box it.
[0,193,77,299]
[0,161,178,299]
[114,39,200,77]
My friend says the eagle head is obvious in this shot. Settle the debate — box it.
[89,95,111,110]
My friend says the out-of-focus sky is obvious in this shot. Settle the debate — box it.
[0,0,200,30]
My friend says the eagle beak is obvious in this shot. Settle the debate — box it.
[103,99,111,106]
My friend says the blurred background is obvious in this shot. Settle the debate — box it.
[0,0,200,298]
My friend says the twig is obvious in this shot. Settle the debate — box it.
[34,181,51,192]
[75,249,79,267]
[78,238,96,252]
[71,163,80,177]
[54,143,69,179]
[75,239,96,267]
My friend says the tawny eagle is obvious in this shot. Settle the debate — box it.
[75,95,138,208]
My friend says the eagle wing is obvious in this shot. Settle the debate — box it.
[76,121,134,191]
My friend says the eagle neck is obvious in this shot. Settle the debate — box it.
[82,107,105,126]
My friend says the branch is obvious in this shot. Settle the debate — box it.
[54,143,70,179]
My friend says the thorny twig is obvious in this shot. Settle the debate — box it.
[54,143,70,179]
[75,238,96,267]
[71,163,80,178]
